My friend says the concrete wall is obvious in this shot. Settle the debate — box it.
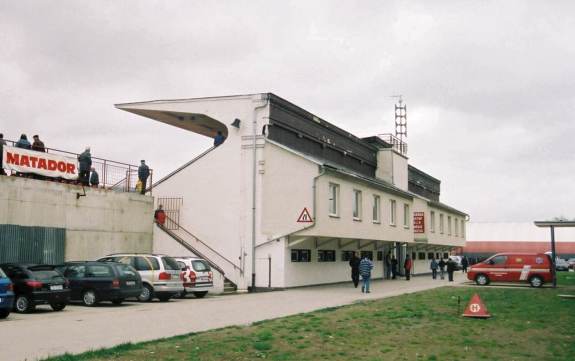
[0,175,153,261]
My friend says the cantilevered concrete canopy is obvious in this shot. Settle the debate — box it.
[115,101,229,139]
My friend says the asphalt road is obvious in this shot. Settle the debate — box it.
[0,273,466,361]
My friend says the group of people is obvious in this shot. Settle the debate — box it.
[1,133,151,194]
[348,252,469,292]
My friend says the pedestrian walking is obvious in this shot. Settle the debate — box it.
[404,255,412,281]
[78,147,92,186]
[430,257,438,279]
[89,167,99,187]
[349,252,360,288]
[391,256,398,279]
[438,258,446,280]
[359,255,373,293]
[461,256,469,273]
[31,135,46,152]
[384,251,392,280]
[447,258,456,282]
[138,160,150,195]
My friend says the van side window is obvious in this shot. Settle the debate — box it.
[490,256,507,265]
[134,257,152,271]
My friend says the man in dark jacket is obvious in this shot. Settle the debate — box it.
[31,135,46,152]
[461,256,469,273]
[404,255,413,281]
[359,255,374,293]
[138,160,150,195]
[384,252,392,279]
[439,258,446,280]
[447,258,456,282]
[391,256,398,279]
[78,147,92,186]
[349,252,360,288]
[15,134,31,149]
[89,167,99,187]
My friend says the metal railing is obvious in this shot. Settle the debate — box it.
[2,139,152,194]
[379,133,408,155]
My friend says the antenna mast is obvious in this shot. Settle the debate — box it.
[393,95,407,142]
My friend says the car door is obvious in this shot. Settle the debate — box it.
[86,264,114,296]
[487,255,508,281]
[64,265,86,300]
[506,256,526,282]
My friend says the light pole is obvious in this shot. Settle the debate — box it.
[534,220,575,288]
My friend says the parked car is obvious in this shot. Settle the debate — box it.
[467,253,552,288]
[448,256,463,270]
[174,257,213,298]
[0,264,70,313]
[0,267,15,319]
[555,258,570,272]
[57,261,143,306]
[98,254,183,302]
[567,258,575,270]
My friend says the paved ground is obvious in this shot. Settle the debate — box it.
[1,273,466,361]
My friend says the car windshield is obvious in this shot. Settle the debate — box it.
[116,264,138,277]
[162,257,180,271]
[31,270,65,282]
[192,260,211,272]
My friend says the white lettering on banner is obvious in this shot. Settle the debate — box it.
[2,146,79,180]
[519,265,532,281]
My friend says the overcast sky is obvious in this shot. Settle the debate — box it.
[1,1,573,222]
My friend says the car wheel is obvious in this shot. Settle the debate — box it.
[112,299,124,305]
[50,303,66,311]
[82,290,98,306]
[475,274,489,286]
[138,284,154,302]
[0,309,10,319]
[14,295,35,313]
[193,291,208,299]
[158,295,172,302]
[529,276,543,288]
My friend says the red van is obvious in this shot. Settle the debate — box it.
[467,253,552,288]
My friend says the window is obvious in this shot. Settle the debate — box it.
[87,265,113,277]
[341,250,355,262]
[318,250,336,262]
[488,255,507,265]
[353,190,362,220]
[439,214,444,234]
[291,249,311,262]
[328,183,339,216]
[454,218,459,237]
[161,256,180,271]
[418,252,426,260]
[436,252,441,260]
[65,265,86,278]
[377,251,383,261]
[427,252,435,260]
[372,195,381,223]
[411,252,417,260]
[361,251,373,260]
[430,211,435,233]
[147,257,161,270]
[461,219,465,238]
[403,204,410,228]
[134,257,152,271]
[390,199,397,225]
[448,216,452,235]
[443,252,449,259]
[192,260,211,272]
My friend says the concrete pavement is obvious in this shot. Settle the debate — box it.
[0,273,466,361]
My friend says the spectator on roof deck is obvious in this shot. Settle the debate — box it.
[89,167,99,187]
[31,135,46,152]
[0,133,6,175]
[138,160,150,195]
[78,147,92,186]
[16,134,31,149]
[213,131,226,147]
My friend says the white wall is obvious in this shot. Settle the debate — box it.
[468,222,575,242]
[0,176,153,260]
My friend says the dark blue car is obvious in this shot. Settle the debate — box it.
[0,267,15,319]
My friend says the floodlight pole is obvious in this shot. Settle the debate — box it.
[550,226,557,288]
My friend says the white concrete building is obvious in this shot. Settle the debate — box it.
[116,93,467,291]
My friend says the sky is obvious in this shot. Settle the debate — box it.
[1,0,573,222]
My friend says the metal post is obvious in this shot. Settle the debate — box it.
[551,226,557,288]
[268,255,271,288]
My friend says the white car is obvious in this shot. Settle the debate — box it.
[174,257,213,298]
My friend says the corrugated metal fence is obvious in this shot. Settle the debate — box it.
[0,225,65,264]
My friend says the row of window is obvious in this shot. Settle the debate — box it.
[429,211,465,237]
[291,249,383,263]
[329,182,465,237]
[411,252,450,261]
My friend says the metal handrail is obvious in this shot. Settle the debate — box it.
[152,146,215,189]
[164,215,242,272]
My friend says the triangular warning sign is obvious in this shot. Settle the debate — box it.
[297,207,313,223]
[463,293,491,318]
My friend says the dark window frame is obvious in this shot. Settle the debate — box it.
[291,249,311,263]
[318,250,336,262]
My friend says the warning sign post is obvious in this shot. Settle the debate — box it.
[462,294,491,318]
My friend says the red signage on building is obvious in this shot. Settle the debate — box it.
[413,212,425,233]
[3,146,79,180]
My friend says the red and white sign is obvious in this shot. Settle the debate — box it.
[2,146,79,180]
[462,293,491,318]
[413,212,425,233]
[297,207,313,223]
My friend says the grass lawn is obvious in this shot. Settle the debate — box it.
[45,273,575,361]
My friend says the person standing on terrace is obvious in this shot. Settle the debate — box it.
[78,147,92,186]
[138,160,150,195]
[31,135,46,152]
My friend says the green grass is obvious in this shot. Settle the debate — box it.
[44,273,575,361]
